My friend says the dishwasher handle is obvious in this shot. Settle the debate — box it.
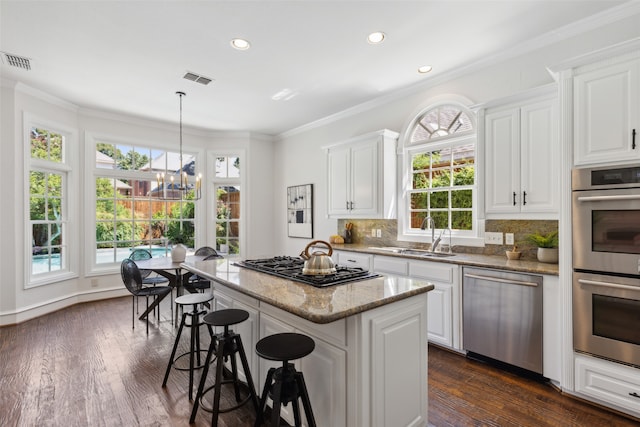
[464,273,539,287]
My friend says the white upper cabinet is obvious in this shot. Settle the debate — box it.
[574,58,640,166]
[324,129,398,219]
[484,92,559,217]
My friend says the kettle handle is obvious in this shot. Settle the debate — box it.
[303,240,333,258]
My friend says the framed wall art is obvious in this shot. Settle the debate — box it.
[287,184,313,238]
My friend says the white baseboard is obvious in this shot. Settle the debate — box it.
[0,287,129,326]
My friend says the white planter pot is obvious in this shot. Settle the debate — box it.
[537,247,558,264]
[171,244,187,262]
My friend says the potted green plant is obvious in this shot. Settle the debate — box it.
[525,231,559,263]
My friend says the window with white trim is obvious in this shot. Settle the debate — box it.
[27,120,77,287]
[400,104,477,243]
[213,156,241,255]
[91,139,198,266]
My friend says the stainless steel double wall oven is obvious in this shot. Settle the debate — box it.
[572,166,640,367]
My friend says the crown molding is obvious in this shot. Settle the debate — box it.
[278,1,640,140]
[14,82,79,112]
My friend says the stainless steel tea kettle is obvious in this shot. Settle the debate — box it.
[299,240,337,275]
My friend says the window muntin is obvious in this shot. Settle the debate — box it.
[402,103,476,242]
[409,144,475,231]
[30,170,65,274]
[409,105,473,143]
[93,142,197,265]
[213,155,241,255]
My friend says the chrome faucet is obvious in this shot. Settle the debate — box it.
[420,216,437,252]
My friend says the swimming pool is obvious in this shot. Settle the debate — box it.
[32,247,175,274]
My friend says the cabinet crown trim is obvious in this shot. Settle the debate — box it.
[548,37,640,74]
[321,129,399,151]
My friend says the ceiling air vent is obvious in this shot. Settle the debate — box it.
[1,52,32,70]
[183,71,213,86]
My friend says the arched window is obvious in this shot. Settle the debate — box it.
[400,103,477,245]
[409,104,473,143]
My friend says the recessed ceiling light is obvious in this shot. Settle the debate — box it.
[367,31,385,44]
[230,38,251,50]
[418,65,433,74]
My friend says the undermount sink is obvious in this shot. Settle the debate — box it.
[368,247,455,258]
[400,249,455,258]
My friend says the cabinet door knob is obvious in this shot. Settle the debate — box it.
[523,191,527,206]
[633,128,637,150]
[513,192,517,206]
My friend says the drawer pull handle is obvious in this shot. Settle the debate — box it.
[464,273,538,287]
[346,259,357,263]
[630,392,640,399]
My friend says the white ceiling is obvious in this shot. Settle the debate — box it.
[0,1,632,135]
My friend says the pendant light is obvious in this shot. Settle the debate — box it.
[155,91,202,201]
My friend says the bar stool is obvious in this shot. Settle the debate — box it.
[190,309,261,427]
[255,332,317,427]
[162,292,214,401]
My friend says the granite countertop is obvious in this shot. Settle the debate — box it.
[181,258,435,324]
[331,244,559,276]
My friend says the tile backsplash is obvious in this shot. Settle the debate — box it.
[335,219,558,261]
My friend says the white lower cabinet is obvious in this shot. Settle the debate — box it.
[299,334,347,427]
[368,253,460,351]
[335,250,372,270]
[214,283,428,427]
[575,353,640,417]
[408,260,460,350]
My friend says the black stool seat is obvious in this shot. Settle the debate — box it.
[162,292,214,401]
[255,333,317,427]
[190,309,261,427]
[256,332,315,361]
[204,308,249,327]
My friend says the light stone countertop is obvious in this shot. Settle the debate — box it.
[181,258,434,324]
[332,244,560,276]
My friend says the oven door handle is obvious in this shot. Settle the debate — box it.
[577,194,640,202]
[578,278,640,292]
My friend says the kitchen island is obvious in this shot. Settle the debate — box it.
[182,257,434,427]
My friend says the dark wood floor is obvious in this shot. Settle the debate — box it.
[1,296,638,427]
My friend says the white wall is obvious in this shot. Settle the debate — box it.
[272,14,640,255]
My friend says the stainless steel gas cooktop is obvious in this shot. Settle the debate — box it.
[234,256,379,287]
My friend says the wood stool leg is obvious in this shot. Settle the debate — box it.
[189,336,216,424]
[296,372,317,427]
[270,373,283,427]
[211,334,227,427]
[188,311,196,401]
[229,346,242,402]
[255,367,275,427]
[236,335,262,424]
[162,311,187,387]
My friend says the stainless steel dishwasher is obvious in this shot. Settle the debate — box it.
[463,266,543,374]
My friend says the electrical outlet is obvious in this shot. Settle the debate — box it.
[371,229,376,237]
[91,278,99,288]
[376,229,382,238]
[485,232,503,245]
[505,233,514,245]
